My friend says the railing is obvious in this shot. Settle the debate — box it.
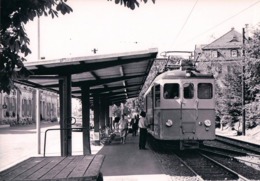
[43,117,87,157]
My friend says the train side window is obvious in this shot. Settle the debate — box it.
[155,85,160,107]
[163,83,179,99]
[198,83,213,99]
[147,91,153,110]
[183,83,194,99]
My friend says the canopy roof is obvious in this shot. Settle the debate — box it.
[20,48,158,104]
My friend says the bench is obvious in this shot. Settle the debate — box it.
[0,154,105,181]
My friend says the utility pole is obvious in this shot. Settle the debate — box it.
[242,27,246,136]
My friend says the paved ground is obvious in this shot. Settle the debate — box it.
[98,134,171,181]
[0,122,102,172]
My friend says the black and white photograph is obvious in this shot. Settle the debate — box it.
[1,0,260,180]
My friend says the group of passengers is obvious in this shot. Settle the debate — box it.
[113,111,148,150]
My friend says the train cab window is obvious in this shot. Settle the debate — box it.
[198,83,213,99]
[183,83,194,99]
[163,83,179,99]
[155,85,160,107]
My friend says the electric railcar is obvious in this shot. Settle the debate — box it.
[144,59,215,149]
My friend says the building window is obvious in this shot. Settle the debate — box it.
[212,51,218,58]
[231,50,237,57]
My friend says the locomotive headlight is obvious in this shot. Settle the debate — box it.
[204,119,211,127]
[166,119,173,127]
[185,72,191,77]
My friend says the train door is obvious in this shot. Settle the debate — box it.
[152,84,160,136]
[161,81,181,140]
[180,81,197,140]
[196,81,215,140]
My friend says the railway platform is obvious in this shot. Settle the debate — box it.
[216,128,260,145]
[98,133,171,181]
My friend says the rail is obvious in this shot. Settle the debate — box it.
[43,117,88,157]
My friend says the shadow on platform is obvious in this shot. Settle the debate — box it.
[98,134,168,180]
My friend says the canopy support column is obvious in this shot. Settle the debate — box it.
[93,95,100,144]
[99,96,106,130]
[59,75,72,156]
[81,86,91,155]
[104,100,110,128]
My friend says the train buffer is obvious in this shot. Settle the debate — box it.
[0,154,105,181]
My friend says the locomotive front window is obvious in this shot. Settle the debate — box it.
[198,83,213,99]
[183,83,194,99]
[163,83,179,99]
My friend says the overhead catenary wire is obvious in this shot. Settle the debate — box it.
[171,0,199,49]
[179,0,260,48]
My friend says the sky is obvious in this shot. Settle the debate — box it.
[25,0,260,61]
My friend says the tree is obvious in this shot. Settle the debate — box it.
[244,25,260,126]
[0,0,73,94]
[109,0,155,10]
[222,66,242,125]
[0,0,155,94]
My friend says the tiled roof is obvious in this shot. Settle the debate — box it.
[202,28,242,50]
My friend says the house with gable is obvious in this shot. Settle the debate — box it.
[194,27,243,77]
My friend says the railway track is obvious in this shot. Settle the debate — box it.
[148,134,260,180]
[200,143,260,180]
[175,150,246,180]
[215,135,260,155]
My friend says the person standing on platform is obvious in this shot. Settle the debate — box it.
[132,114,139,136]
[113,116,120,132]
[119,114,128,144]
[139,111,148,150]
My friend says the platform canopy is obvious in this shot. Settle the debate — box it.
[20,48,158,104]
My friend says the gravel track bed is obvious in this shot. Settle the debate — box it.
[151,150,200,181]
[148,136,199,181]
[204,153,260,180]
[148,134,260,180]
[201,145,260,172]
[176,151,239,180]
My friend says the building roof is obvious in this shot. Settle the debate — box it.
[19,48,158,104]
[202,28,242,50]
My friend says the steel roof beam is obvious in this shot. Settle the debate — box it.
[31,55,155,75]
[42,74,146,88]
[72,83,142,94]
